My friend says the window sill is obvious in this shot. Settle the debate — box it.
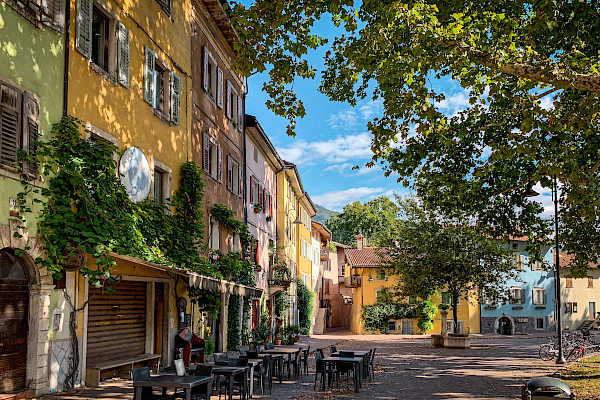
[0,166,43,187]
[89,62,118,85]
[153,108,173,124]
[205,92,216,106]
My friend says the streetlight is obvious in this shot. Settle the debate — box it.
[524,175,566,364]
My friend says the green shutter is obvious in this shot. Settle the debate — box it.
[76,0,93,58]
[117,22,130,88]
[170,72,181,125]
[144,46,155,105]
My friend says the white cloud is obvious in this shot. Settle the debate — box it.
[539,96,554,111]
[359,98,384,120]
[311,187,388,211]
[324,163,380,177]
[528,183,555,218]
[277,133,373,167]
[327,110,359,129]
[435,90,471,117]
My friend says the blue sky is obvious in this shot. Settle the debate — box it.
[243,15,556,215]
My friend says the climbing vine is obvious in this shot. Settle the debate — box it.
[227,294,242,350]
[416,299,438,334]
[362,303,417,333]
[297,279,314,333]
[212,203,256,259]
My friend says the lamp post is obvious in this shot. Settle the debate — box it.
[524,175,565,364]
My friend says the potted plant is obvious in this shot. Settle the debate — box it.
[274,324,283,345]
[253,203,263,213]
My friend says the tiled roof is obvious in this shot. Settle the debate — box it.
[345,247,391,267]
[331,241,351,249]
[554,251,598,268]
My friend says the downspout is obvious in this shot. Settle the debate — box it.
[62,0,71,117]
[242,78,248,225]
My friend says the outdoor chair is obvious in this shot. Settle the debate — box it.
[132,367,172,400]
[329,345,337,354]
[246,350,259,359]
[301,345,310,375]
[239,345,249,357]
[214,352,229,365]
[369,348,376,379]
[219,358,248,400]
[314,350,337,390]
[257,345,266,353]
[266,342,275,350]
[173,365,213,400]
[363,350,371,381]
[291,348,303,378]
[254,354,271,395]
[337,351,355,383]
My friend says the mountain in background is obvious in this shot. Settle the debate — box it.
[313,204,338,225]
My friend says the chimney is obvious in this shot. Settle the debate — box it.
[356,234,364,250]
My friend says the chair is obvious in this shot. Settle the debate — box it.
[337,351,355,383]
[132,367,171,400]
[219,358,248,400]
[314,351,337,390]
[291,349,303,378]
[187,365,214,400]
[246,350,259,359]
[214,352,229,365]
[363,350,371,381]
[329,345,337,354]
[239,345,249,357]
[369,348,376,379]
[266,342,275,350]
[257,345,266,353]
[301,346,310,375]
[254,354,271,395]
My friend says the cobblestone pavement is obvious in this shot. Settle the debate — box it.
[40,332,566,400]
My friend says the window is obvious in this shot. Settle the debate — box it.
[76,0,129,87]
[441,291,451,305]
[446,320,463,334]
[202,133,222,182]
[203,47,223,107]
[151,159,171,207]
[401,320,414,335]
[324,280,330,295]
[532,288,546,305]
[387,320,397,333]
[232,233,241,253]
[0,80,39,176]
[535,317,545,330]
[510,287,524,305]
[227,156,242,196]
[209,221,219,251]
[144,47,181,124]
[250,177,259,207]
[153,170,164,204]
[566,277,573,288]
[407,296,418,305]
[226,80,242,131]
[6,0,65,32]
[376,269,386,280]
[565,302,578,313]
[155,0,171,16]
[512,243,519,249]
[253,147,258,163]
[513,253,524,270]
[588,276,594,288]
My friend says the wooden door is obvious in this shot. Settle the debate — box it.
[153,282,164,355]
[0,251,29,392]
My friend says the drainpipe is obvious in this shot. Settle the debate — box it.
[242,78,248,225]
[62,0,71,117]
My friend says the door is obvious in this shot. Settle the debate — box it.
[498,317,512,335]
[0,250,29,392]
[154,282,164,355]
[589,302,596,320]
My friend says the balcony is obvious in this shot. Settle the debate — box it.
[320,247,329,260]
[346,275,362,288]
[267,266,293,294]
[338,276,345,284]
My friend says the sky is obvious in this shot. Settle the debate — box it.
[243,15,556,217]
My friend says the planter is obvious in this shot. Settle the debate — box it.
[431,334,444,347]
[444,334,470,349]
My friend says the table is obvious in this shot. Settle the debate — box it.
[263,347,301,379]
[331,351,370,379]
[230,358,263,397]
[321,356,363,393]
[133,375,213,400]
[202,365,248,400]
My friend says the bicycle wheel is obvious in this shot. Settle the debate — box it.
[539,344,555,361]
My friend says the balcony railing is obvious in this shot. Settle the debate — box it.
[346,276,362,288]
[267,267,293,288]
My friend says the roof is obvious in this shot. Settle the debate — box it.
[331,241,351,249]
[201,0,239,51]
[280,161,316,215]
[555,251,598,268]
[345,247,392,267]
[311,220,332,239]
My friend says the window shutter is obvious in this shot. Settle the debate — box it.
[203,47,209,92]
[24,94,40,176]
[226,81,232,119]
[217,146,223,183]
[75,0,93,58]
[520,289,525,305]
[170,72,181,125]
[226,155,233,191]
[202,132,209,172]
[269,193,273,217]
[44,0,65,32]
[250,177,254,204]
[217,67,223,108]
[255,239,260,264]
[0,83,21,167]
[237,95,243,131]
[238,164,243,198]
[542,290,547,305]
[144,46,155,105]
[117,22,130,88]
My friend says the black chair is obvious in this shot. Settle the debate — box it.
[314,351,326,390]
[218,358,248,400]
[254,354,271,395]
[301,345,310,375]
[291,349,303,378]
[369,348,376,379]
[337,351,356,383]
[214,352,229,365]
[178,365,213,400]
[363,350,371,381]
[132,367,171,400]
[246,350,259,359]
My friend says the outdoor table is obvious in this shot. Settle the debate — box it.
[331,351,370,379]
[258,353,283,384]
[198,364,248,400]
[263,347,300,379]
[230,357,263,397]
[133,374,213,400]
[321,356,364,393]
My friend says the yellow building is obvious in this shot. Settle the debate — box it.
[346,235,480,334]
[559,252,600,330]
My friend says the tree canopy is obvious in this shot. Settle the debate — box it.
[231,0,600,277]
[326,195,400,246]
[387,199,517,333]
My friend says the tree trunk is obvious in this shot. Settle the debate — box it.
[452,292,459,334]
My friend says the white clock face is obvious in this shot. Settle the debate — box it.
[119,147,151,203]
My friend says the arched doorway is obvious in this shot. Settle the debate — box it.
[498,316,513,335]
[0,249,30,392]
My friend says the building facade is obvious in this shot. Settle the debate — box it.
[558,252,600,330]
[480,240,555,335]
[0,0,65,394]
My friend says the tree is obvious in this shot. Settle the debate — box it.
[327,196,400,246]
[388,199,517,333]
[231,0,600,276]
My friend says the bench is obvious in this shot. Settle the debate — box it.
[85,354,161,387]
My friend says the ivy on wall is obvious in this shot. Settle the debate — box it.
[362,303,417,333]
[297,279,314,334]
[227,294,241,350]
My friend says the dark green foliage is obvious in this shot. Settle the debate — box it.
[416,299,438,333]
[252,311,270,343]
[188,288,221,317]
[227,294,241,351]
[274,291,289,320]
[297,280,314,331]
[362,303,416,333]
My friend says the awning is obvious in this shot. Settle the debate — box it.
[109,253,263,298]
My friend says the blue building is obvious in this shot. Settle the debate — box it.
[481,238,555,334]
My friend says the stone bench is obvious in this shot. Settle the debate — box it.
[85,353,161,387]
